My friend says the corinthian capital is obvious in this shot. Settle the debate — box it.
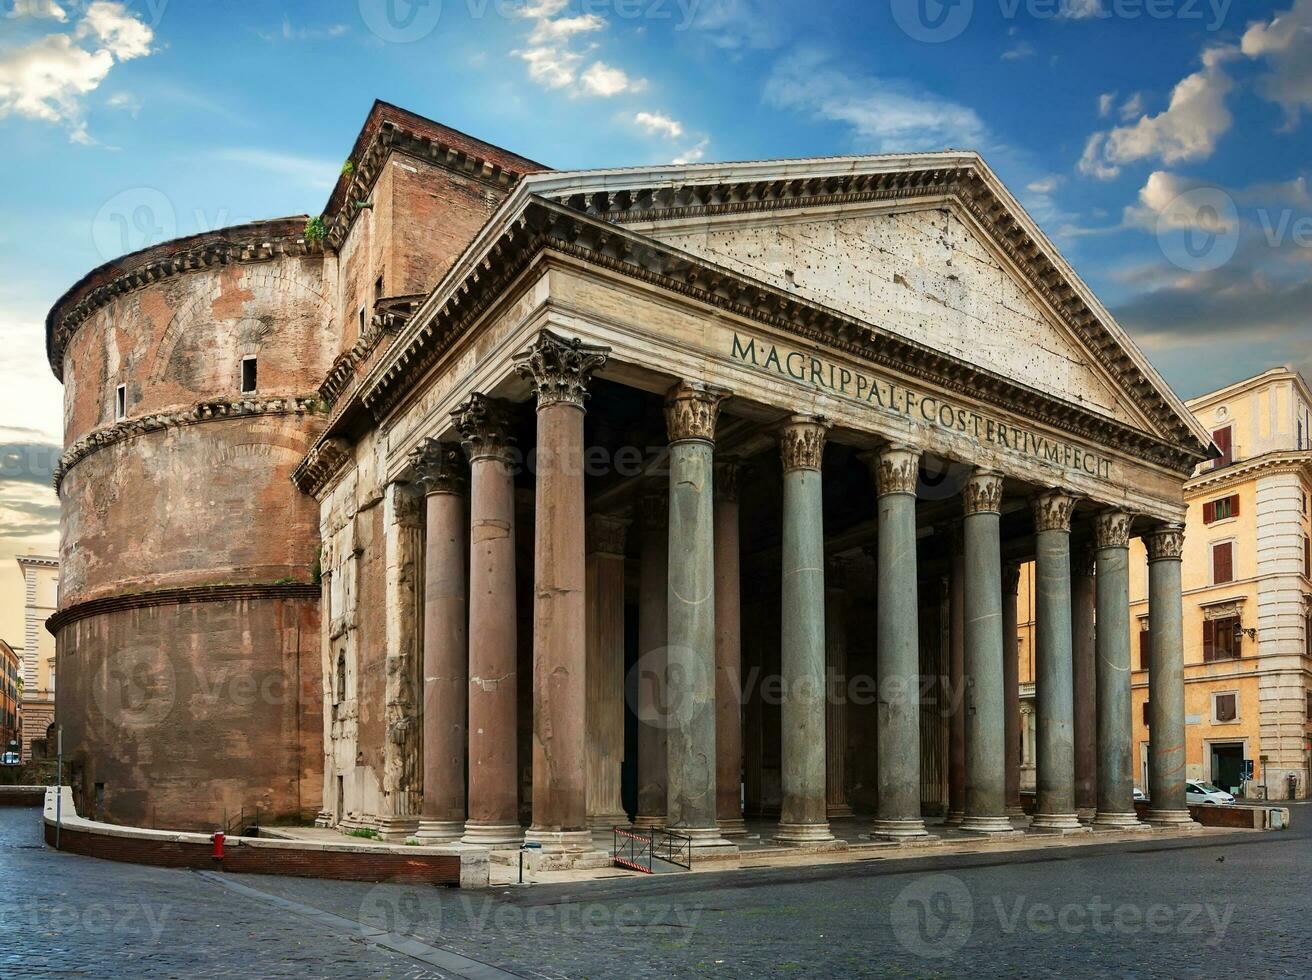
[963,470,1004,516]
[408,438,466,496]
[865,445,921,497]
[1145,523,1185,562]
[1095,510,1133,550]
[639,492,667,532]
[664,381,729,445]
[586,514,630,556]
[779,416,830,473]
[512,330,610,409]
[1003,562,1021,595]
[451,392,516,462]
[1032,489,1078,533]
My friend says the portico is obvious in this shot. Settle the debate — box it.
[298,152,1212,861]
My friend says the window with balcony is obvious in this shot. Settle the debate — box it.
[1211,426,1233,468]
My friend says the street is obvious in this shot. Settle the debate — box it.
[2,807,1307,978]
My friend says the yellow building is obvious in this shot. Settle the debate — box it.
[1017,367,1312,801]
[14,555,58,761]
[1129,369,1312,801]
[0,639,19,757]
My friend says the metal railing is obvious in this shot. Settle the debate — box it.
[651,828,692,869]
[610,826,693,872]
[612,827,653,873]
[223,806,260,838]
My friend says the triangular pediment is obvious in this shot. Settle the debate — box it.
[642,204,1135,426]
[522,154,1212,458]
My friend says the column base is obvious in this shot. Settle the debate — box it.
[669,825,740,860]
[773,821,837,846]
[1029,812,1089,834]
[1076,806,1098,823]
[1091,811,1151,832]
[415,819,465,843]
[826,804,855,819]
[376,816,420,842]
[1004,803,1026,817]
[461,821,524,847]
[942,809,966,827]
[960,814,1020,835]
[872,817,931,840]
[718,817,748,838]
[314,811,333,828]
[632,814,665,830]
[1144,809,1201,831]
[523,828,611,869]
[586,812,629,832]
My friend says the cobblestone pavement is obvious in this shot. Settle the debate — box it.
[3,806,1308,978]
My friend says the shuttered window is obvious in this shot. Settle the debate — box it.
[1212,427,1233,467]
[1142,701,1150,727]
[1211,541,1234,584]
[1203,616,1241,662]
[1202,495,1239,524]
[1214,693,1237,723]
[1139,628,1151,669]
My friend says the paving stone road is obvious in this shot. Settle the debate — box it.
[2,806,1307,978]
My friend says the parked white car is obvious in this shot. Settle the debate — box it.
[1185,779,1236,805]
[1133,787,1146,802]
[0,752,19,765]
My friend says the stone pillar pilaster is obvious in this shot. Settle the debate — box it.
[868,446,929,839]
[825,557,853,820]
[1030,490,1086,833]
[664,381,736,854]
[634,493,669,830]
[1144,524,1197,829]
[961,471,1012,834]
[379,480,424,840]
[1002,562,1024,815]
[1072,547,1098,820]
[1091,511,1146,829]
[945,528,966,826]
[715,461,747,837]
[775,416,834,845]
[409,440,468,843]
[585,515,629,830]
[452,394,522,846]
[515,331,610,857]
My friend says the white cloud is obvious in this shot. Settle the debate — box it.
[687,0,785,51]
[1027,175,1063,195]
[1079,46,1237,179]
[1242,0,1312,127]
[78,1,153,60]
[0,1,153,142]
[764,49,988,153]
[517,45,581,89]
[1098,91,1116,118]
[580,61,643,97]
[634,111,684,139]
[257,17,350,43]
[1121,171,1236,233]
[672,138,710,165]
[105,89,140,115]
[528,13,605,44]
[1001,41,1036,61]
[1119,91,1144,120]
[6,0,67,21]
[1057,0,1106,18]
[520,0,569,17]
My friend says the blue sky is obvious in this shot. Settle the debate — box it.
[2,0,1311,564]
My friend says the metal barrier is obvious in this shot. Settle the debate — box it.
[612,827,653,873]
[652,828,692,869]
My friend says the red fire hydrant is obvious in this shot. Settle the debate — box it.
[211,831,225,864]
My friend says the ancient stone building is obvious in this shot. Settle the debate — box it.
[50,102,1214,851]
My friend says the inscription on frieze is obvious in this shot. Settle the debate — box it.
[729,332,1114,481]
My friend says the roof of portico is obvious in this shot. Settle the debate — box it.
[296,151,1215,493]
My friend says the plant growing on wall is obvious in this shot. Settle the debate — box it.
[340,160,355,177]
[304,215,328,244]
